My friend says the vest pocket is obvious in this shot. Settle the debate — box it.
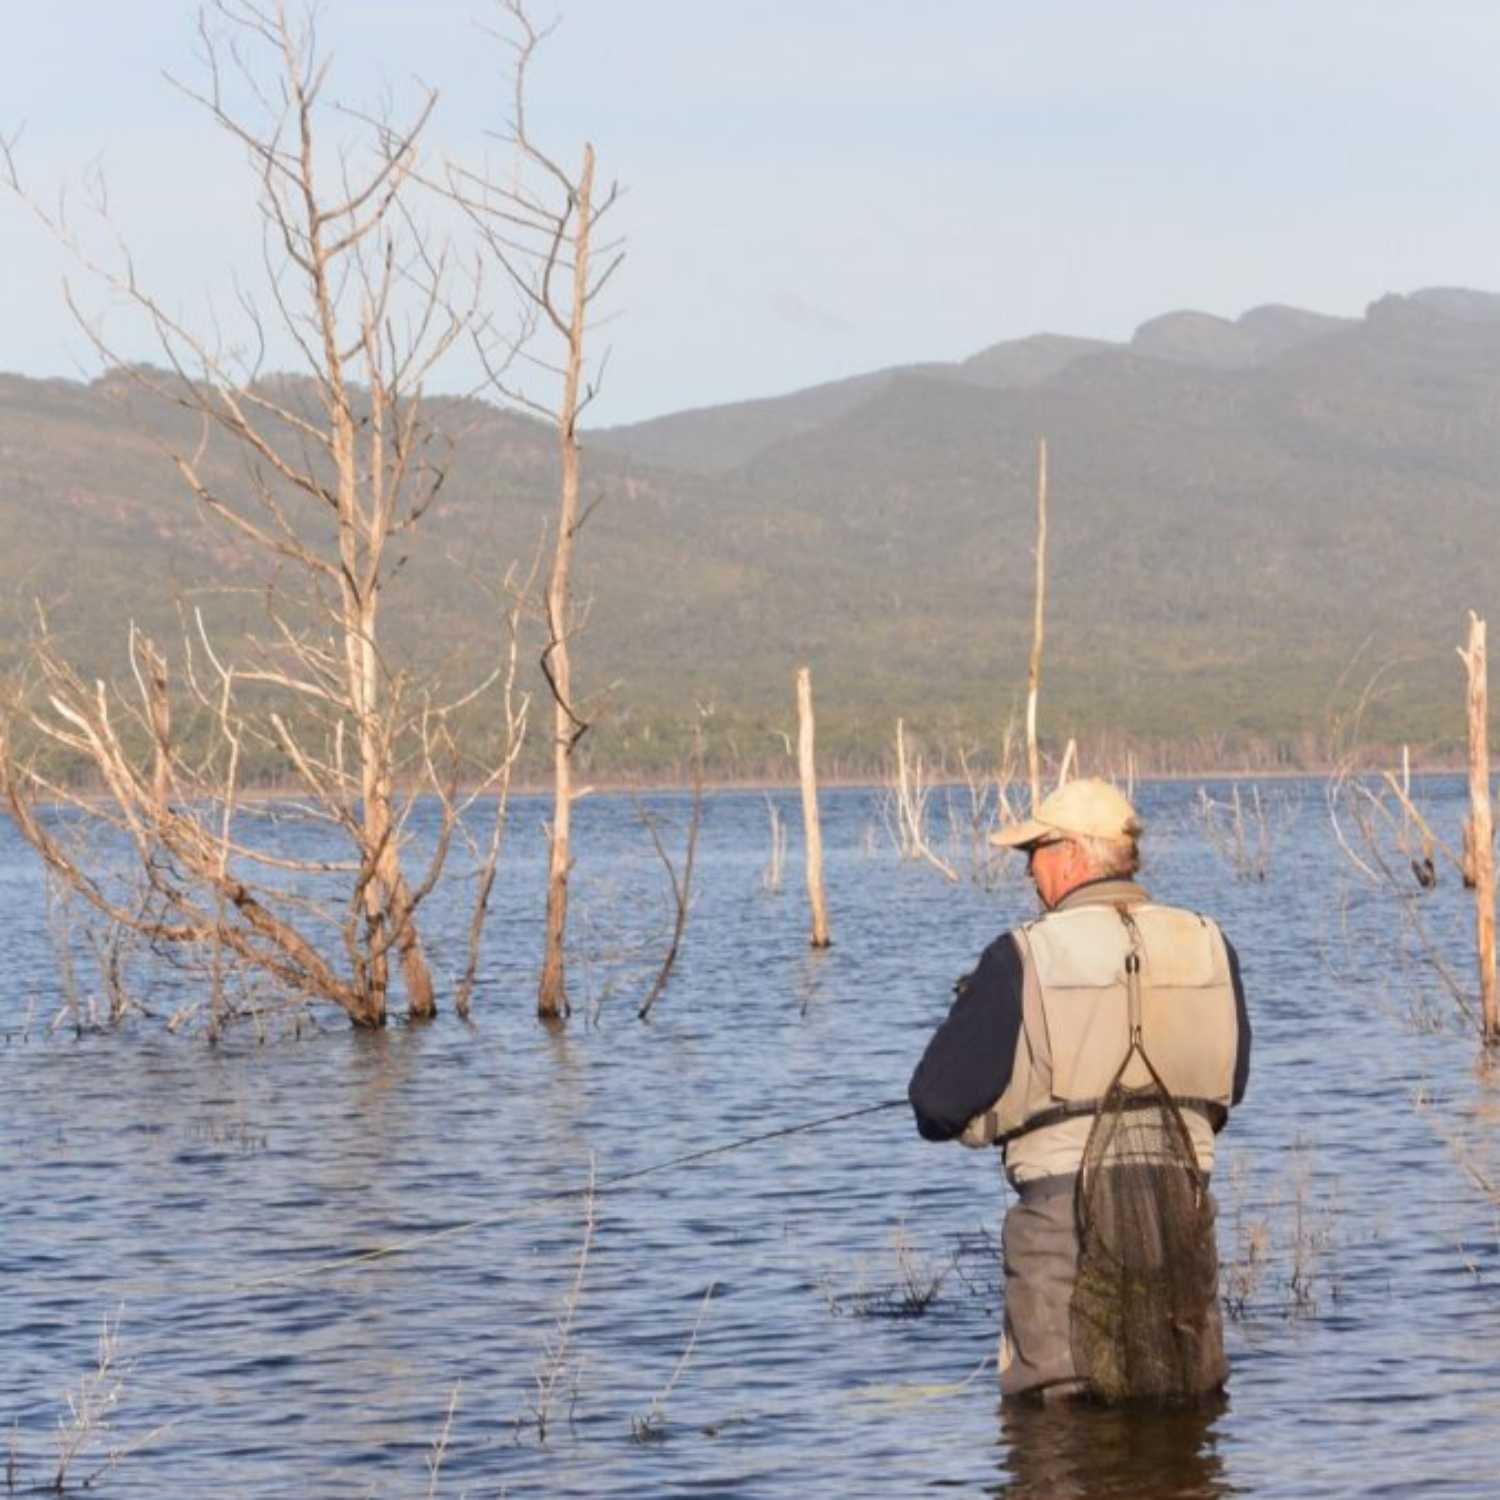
[1136,987,1237,1099]
[1045,983,1131,1101]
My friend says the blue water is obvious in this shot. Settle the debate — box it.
[3,778,1500,1497]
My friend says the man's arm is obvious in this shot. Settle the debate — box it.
[1225,935,1251,1106]
[908,934,1025,1141]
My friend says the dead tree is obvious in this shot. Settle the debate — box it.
[445,1,624,1021]
[889,718,958,882]
[1026,437,1048,812]
[1458,613,1498,1042]
[797,667,832,948]
[1326,632,1497,1042]
[0,2,528,1029]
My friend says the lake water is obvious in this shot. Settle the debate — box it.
[4,777,1500,1498]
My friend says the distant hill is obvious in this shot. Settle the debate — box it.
[588,332,1114,474]
[3,287,1499,776]
[1128,304,1353,369]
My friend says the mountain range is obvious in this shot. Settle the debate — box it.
[4,286,1499,776]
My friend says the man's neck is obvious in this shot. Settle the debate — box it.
[1048,876,1149,913]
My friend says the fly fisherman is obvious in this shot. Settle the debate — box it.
[908,779,1250,1402]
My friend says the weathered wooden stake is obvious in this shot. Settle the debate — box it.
[1026,436,1048,812]
[1458,612,1497,1042]
[896,716,914,855]
[797,667,831,948]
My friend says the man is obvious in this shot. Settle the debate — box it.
[908,778,1250,1401]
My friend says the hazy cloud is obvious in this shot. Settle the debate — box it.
[772,292,854,337]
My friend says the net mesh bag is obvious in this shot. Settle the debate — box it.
[1069,940,1226,1403]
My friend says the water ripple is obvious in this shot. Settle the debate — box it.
[3,781,1500,1496]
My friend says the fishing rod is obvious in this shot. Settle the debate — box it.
[112,1096,913,1299]
[590,1097,908,1194]
[236,1096,911,1289]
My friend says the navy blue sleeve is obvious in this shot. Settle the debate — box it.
[1225,935,1251,1106]
[908,934,1025,1142]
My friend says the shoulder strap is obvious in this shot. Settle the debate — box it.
[998,903,1228,1147]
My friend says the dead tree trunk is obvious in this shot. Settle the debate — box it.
[797,667,831,948]
[895,716,915,856]
[1459,612,1497,1042]
[534,146,597,1021]
[440,5,623,1023]
[1026,436,1048,812]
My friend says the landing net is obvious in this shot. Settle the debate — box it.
[1069,1041,1226,1403]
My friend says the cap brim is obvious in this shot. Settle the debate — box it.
[989,817,1052,849]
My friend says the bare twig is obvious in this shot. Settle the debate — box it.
[637,735,704,1021]
[889,718,958,882]
[528,1156,596,1444]
[425,1383,461,1499]
[53,1309,124,1493]
[631,1282,717,1441]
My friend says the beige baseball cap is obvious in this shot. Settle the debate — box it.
[991,777,1142,848]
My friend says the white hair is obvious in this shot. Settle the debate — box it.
[1074,832,1141,879]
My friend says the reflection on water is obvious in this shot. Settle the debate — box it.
[995,1395,1235,1499]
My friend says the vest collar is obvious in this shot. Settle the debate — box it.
[1050,877,1150,913]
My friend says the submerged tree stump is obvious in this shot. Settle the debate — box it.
[1459,612,1497,1043]
[797,667,832,948]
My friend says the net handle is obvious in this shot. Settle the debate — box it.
[1117,904,1145,1044]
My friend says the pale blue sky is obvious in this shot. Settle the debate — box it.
[5,1,1500,423]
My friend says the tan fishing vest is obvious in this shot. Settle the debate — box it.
[960,882,1238,1184]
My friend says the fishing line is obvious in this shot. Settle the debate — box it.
[50,1093,1001,1448]
[588,1097,909,1193]
[102,1096,912,1300]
